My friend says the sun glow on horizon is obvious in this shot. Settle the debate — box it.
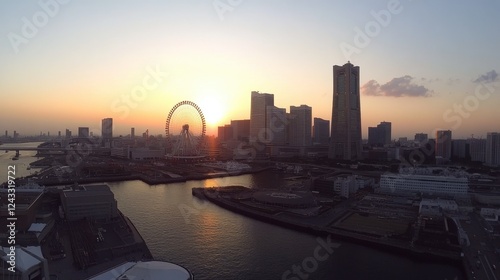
[197,91,227,128]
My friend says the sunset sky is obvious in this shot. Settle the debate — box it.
[1,0,499,139]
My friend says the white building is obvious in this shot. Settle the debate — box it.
[379,169,468,196]
[1,246,49,280]
[480,208,500,221]
[88,261,193,280]
[419,199,459,216]
[334,175,374,198]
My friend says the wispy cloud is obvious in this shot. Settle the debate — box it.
[473,70,498,84]
[362,75,432,97]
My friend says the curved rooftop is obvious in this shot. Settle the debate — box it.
[89,261,193,280]
[252,190,316,208]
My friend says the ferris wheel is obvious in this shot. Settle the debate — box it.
[165,101,206,158]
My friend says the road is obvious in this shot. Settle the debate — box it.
[462,212,499,280]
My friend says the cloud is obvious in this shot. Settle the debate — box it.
[361,80,382,96]
[447,77,460,85]
[362,75,433,97]
[473,70,498,84]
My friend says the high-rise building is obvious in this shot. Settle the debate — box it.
[313,118,330,145]
[131,127,135,139]
[329,61,362,160]
[486,132,500,167]
[102,118,113,147]
[78,127,90,138]
[368,121,391,147]
[468,138,486,162]
[414,133,428,146]
[289,105,312,147]
[452,139,466,159]
[250,91,274,144]
[435,130,452,161]
[4,130,7,137]
[65,129,72,139]
[217,124,233,142]
[230,120,250,141]
[266,106,287,146]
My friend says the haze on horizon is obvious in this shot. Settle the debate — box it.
[1,0,499,139]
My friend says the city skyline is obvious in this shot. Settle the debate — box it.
[1,1,500,138]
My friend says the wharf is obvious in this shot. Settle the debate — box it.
[193,187,463,264]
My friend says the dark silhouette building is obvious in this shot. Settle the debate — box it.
[329,62,362,160]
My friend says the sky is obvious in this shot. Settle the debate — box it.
[1,0,499,139]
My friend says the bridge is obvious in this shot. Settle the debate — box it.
[0,147,70,157]
[0,146,110,157]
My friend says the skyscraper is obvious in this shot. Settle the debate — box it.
[486,132,500,167]
[414,133,428,146]
[289,105,312,147]
[231,119,250,142]
[468,137,486,162]
[435,130,452,161]
[102,118,113,147]
[368,121,391,147]
[266,106,287,145]
[313,118,329,145]
[78,127,90,138]
[451,139,466,159]
[250,91,274,143]
[329,62,362,160]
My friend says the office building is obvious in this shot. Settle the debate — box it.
[414,133,428,146]
[329,62,362,160]
[468,138,486,162]
[368,121,391,146]
[231,119,250,141]
[131,127,135,139]
[250,91,274,143]
[289,105,312,147]
[78,127,90,138]
[379,168,468,196]
[102,118,113,147]
[266,106,287,145]
[452,139,466,159]
[486,132,500,167]
[218,124,233,142]
[313,118,330,145]
[435,130,452,161]
[65,129,71,138]
[60,184,118,222]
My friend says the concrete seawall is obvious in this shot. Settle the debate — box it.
[195,187,464,265]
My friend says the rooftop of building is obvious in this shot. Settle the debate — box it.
[1,246,45,273]
[88,260,193,280]
[252,190,316,207]
[61,183,114,198]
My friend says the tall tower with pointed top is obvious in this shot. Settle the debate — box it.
[329,61,362,160]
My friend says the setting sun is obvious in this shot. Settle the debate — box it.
[198,93,226,127]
